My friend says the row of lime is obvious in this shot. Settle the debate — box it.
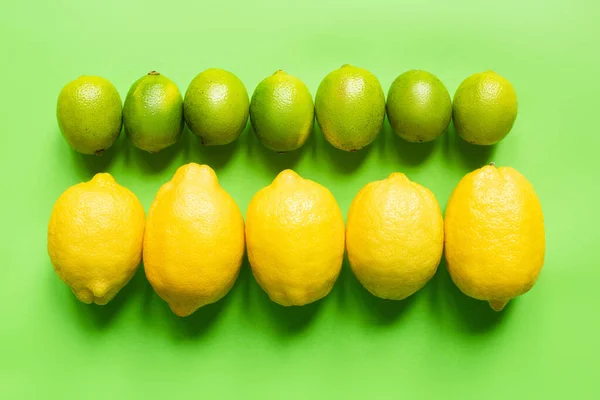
[48,163,543,316]
[56,66,518,156]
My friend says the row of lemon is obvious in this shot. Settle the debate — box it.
[48,163,544,316]
[57,66,518,156]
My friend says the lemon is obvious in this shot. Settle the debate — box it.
[124,71,184,153]
[444,164,545,311]
[346,173,444,300]
[452,71,518,145]
[386,70,451,143]
[143,163,245,317]
[183,68,249,145]
[250,70,314,152]
[315,64,385,151]
[56,76,122,155]
[47,173,145,305]
[246,170,345,306]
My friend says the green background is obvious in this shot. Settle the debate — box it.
[1,0,598,398]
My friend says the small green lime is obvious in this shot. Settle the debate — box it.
[123,71,184,153]
[250,70,314,152]
[453,71,518,145]
[386,70,451,143]
[183,69,249,146]
[56,76,122,155]
[315,64,385,151]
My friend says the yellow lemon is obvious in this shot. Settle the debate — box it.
[246,170,345,306]
[47,173,145,305]
[444,164,545,311]
[143,163,245,317]
[346,173,444,300]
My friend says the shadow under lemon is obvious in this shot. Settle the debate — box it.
[136,258,255,339]
[137,261,239,339]
[243,261,324,336]
[427,259,511,333]
[334,257,416,325]
[65,266,146,330]
[159,292,231,339]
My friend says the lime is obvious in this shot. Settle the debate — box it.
[56,76,122,155]
[183,68,249,146]
[386,70,451,143]
[123,71,184,153]
[452,71,518,145]
[315,64,385,151]
[250,70,314,152]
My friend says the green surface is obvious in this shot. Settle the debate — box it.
[1,0,598,398]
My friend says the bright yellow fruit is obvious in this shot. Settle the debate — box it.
[246,170,345,306]
[143,163,245,317]
[444,164,545,311]
[47,173,145,305]
[346,173,443,300]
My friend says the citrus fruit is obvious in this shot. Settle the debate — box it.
[386,70,451,142]
[444,164,545,311]
[346,173,443,299]
[452,71,518,145]
[56,76,122,155]
[246,170,345,306]
[47,173,145,304]
[315,64,385,151]
[183,68,249,145]
[123,71,184,153]
[250,70,314,152]
[143,163,245,317]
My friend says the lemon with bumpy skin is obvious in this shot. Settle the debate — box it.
[452,71,518,145]
[315,64,385,151]
[143,163,245,317]
[250,70,314,152]
[246,170,345,306]
[47,173,145,305]
[183,68,249,145]
[56,76,122,155]
[444,164,545,311]
[346,173,444,300]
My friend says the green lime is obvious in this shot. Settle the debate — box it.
[123,71,184,153]
[315,64,385,151]
[250,70,314,152]
[183,68,249,146]
[56,76,122,155]
[453,71,518,145]
[386,70,451,143]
